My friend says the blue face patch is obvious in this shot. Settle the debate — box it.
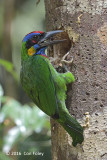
[33,44,40,50]
[33,44,47,56]
[23,32,47,57]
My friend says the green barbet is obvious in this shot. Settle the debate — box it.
[20,30,84,146]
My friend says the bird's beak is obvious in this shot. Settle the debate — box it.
[38,30,66,47]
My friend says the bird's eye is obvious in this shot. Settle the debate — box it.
[34,35,39,38]
[32,35,40,41]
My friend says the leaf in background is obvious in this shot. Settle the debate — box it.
[0,97,50,152]
[0,59,18,82]
[1,97,50,130]
[0,151,12,160]
[3,127,22,153]
[0,84,4,97]
[0,84,4,108]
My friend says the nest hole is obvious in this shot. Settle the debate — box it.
[55,30,72,56]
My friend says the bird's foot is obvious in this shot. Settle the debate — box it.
[49,52,73,73]
[49,57,57,64]
[49,57,63,72]
[61,52,73,65]
[83,112,90,128]
[60,52,73,72]
[49,57,60,67]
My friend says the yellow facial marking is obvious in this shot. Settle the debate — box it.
[28,47,35,56]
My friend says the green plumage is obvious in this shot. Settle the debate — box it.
[21,42,84,146]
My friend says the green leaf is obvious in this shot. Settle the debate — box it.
[0,84,4,97]
[1,97,50,131]
[0,97,50,152]
[0,84,4,109]
[0,151,12,160]
[3,127,22,153]
[0,59,18,82]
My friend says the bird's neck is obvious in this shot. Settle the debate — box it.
[35,47,48,58]
[41,54,48,58]
[21,43,48,62]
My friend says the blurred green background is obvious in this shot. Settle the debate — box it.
[0,0,52,160]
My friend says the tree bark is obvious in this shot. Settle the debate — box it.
[44,0,107,160]
[1,0,18,99]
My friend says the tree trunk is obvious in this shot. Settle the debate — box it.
[1,0,18,99]
[44,0,107,160]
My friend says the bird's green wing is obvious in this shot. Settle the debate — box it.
[24,55,59,117]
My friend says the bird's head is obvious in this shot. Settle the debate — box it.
[22,30,65,58]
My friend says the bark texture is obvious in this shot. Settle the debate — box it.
[1,0,18,99]
[45,0,107,160]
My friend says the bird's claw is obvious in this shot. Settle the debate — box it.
[49,52,73,72]
[61,52,73,65]
[49,57,58,64]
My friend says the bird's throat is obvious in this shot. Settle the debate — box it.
[41,54,48,58]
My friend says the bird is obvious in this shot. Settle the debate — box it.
[20,30,84,146]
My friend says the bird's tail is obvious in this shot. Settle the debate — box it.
[57,111,84,146]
